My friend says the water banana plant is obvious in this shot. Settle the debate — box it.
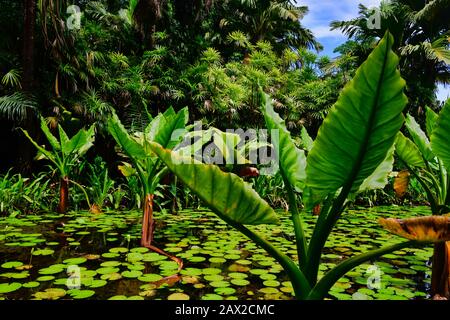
[148,32,424,299]
[21,117,95,213]
[107,107,188,266]
[393,98,450,298]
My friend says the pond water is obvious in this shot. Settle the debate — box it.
[0,206,433,300]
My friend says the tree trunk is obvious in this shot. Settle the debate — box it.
[22,0,36,91]
[141,194,155,247]
[57,177,69,214]
[431,241,450,299]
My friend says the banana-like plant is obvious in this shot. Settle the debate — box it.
[148,33,425,299]
[393,99,450,298]
[21,117,95,213]
[107,107,188,265]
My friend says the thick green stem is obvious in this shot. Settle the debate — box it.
[282,174,308,271]
[222,214,311,299]
[306,241,417,300]
[306,189,347,286]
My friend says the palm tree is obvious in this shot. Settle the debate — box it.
[331,0,450,115]
[221,0,321,52]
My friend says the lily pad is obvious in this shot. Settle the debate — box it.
[34,288,66,300]
[69,289,96,299]
[0,282,22,294]
[1,261,23,269]
[167,293,190,300]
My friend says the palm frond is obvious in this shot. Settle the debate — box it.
[0,92,38,122]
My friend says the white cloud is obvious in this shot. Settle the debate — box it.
[297,0,382,39]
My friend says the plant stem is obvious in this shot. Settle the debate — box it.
[222,214,311,299]
[282,174,308,271]
[306,241,417,300]
[306,189,347,286]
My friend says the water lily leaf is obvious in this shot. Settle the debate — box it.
[167,292,190,300]
[69,289,95,299]
[32,249,54,256]
[1,261,23,269]
[0,282,21,293]
[34,288,66,300]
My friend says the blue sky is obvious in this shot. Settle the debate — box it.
[296,0,449,102]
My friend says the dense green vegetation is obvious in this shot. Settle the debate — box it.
[0,0,449,301]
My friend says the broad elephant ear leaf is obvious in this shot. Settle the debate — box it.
[431,99,450,171]
[357,145,395,194]
[395,132,426,168]
[405,114,434,161]
[300,127,314,153]
[425,106,439,138]
[260,92,306,192]
[304,32,408,209]
[146,107,188,149]
[40,117,60,151]
[149,142,278,225]
[108,114,146,160]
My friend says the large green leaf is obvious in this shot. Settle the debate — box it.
[425,106,439,138]
[149,142,278,225]
[304,32,407,209]
[300,127,314,153]
[431,99,450,171]
[40,117,60,151]
[357,145,395,193]
[58,125,70,156]
[261,93,306,192]
[108,114,146,160]
[145,107,188,149]
[405,114,434,161]
[20,129,57,165]
[71,126,95,156]
[395,132,426,168]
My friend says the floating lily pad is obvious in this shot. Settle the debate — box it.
[108,295,127,300]
[214,287,236,295]
[38,266,65,275]
[263,280,280,287]
[96,267,120,275]
[109,247,128,253]
[201,293,223,300]
[209,257,226,264]
[181,268,202,276]
[69,289,95,299]
[204,274,224,282]
[0,282,21,293]
[167,293,190,300]
[121,270,143,278]
[130,247,149,253]
[209,281,230,288]
[23,281,40,288]
[34,288,66,300]
[36,275,55,282]
[63,257,87,265]
[100,273,122,281]
[100,261,121,267]
[88,280,107,288]
[1,261,23,269]
[32,249,54,256]
[138,274,163,282]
